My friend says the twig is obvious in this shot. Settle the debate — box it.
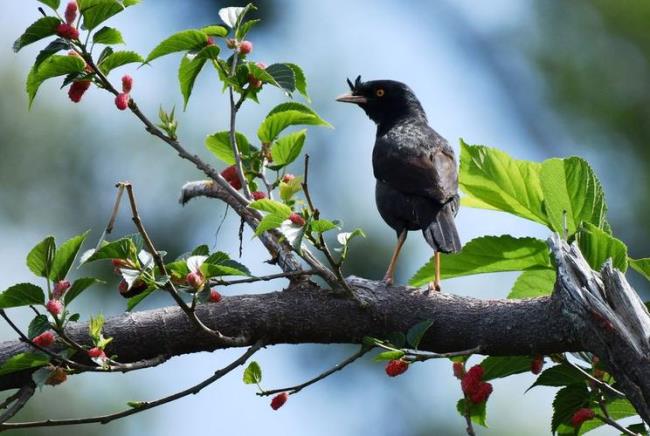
[257,346,370,397]
[227,56,251,199]
[0,384,34,424]
[95,183,125,250]
[0,341,263,431]
[595,413,638,436]
[560,356,625,397]
[404,346,481,362]
[208,269,316,287]
[463,400,476,436]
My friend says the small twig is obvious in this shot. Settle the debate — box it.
[0,342,262,431]
[0,384,35,424]
[463,400,476,436]
[227,52,251,199]
[560,357,625,397]
[595,413,638,436]
[208,269,316,287]
[258,346,370,397]
[404,346,481,362]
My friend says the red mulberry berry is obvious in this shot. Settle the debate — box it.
[209,289,222,302]
[270,392,288,410]
[115,93,130,110]
[220,165,242,190]
[531,355,544,375]
[282,174,295,183]
[46,299,63,316]
[68,80,91,103]
[33,331,55,347]
[88,347,106,359]
[53,280,71,299]
[570,408,595,427]
[469,382,493,404]
[385,359,409,377]
[56,23,79,40]
[251,191,266,200]
[121,75,133,93]
[289,212,305,227]
[452,361,465,379]
[186,271,205,290]
[239,40,253,54]
[65,1,78,24]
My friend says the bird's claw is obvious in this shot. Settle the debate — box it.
[427,281,441,293]
[382,276,394,287]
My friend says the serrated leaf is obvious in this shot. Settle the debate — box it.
[219,6,245,28]
[279,177,303,202]
[205,131,251,165]
[373,350,404,362]
[79,0,138,30]
[508,269,556,299]
[265,63,295,93]
[145,29,209,63]
[243,361,262,384]
[203,252,250,276]
[126,286,156,311]
[34,39,71,69]
[89,314,105,341]
[410,235,551,287]
[27,55,86,107]
[93,26,124,45]
[178,52,207,109]
[386,332,406,348]
[540,157,608,236]
[50,231,89,281]
[64,277,102,305]
[28,315,51,339]
[577,222,628,271]
[200,25,228,37]
[460,140,546,225]
[37,0,60,9]
[310,219,337,234]
[191,245,210,256]
[631,258,650,281]
[270,130,306,168]
[249,199,292,217]
[0,353,50,376]
[456,399,488,427]
[575,398,638,434]
[285,63,309,101]
[0,284,45,308]
[98,50,143,74]
[528,364,586,391]
[236,19,259,40]
[13,16,61,53]
[480,355,533,381]
[406,320,433,349]
[551,385,590,432]
[254,214,286,236]
[85,238,137,263]
[27,236,56,278]
[258,103,331,143]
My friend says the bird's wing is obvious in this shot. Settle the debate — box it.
[373,128,458,204]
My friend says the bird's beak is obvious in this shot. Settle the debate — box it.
[336,93,368,104]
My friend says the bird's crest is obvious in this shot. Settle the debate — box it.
[346,75,362,92]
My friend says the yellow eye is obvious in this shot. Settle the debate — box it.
[376,88,385,97]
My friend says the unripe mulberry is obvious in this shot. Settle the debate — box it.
[46,299,63,316]
[121,75,133,93]
[239,40,253,54]
[65,2,78,24]
[53,280,71,299]
[56,23,79,40]
[33,331,55,347]
[115,92,130,110]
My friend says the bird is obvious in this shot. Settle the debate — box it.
[336,76,461,291]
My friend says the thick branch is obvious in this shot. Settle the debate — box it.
[0,278,576,391]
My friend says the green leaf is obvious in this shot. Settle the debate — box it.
[406,320,433,349]
[191,245,210,256]
[409,235,551,287]
[480,355,533,381]
[265,63,295,93]
[79,0,138,30]
[0,284,45,308]
[243,361,262,384]
[456,399,487,427]
[631,258,650,281]
[528,364,586,390]
[459,140,546,225]
[27,236,56,278]
[34,39,71,69]
[508,269,556,299]
[178,52,207,109]
[13,16,61,53]
[26,55,86,107]
[255,214,286,236]
[84,238,137,263]
[50,231,89,281]
[89,314,105,341]
[552,384,590,432]
[540,157,608,236]
[64,277,102,305]
[258,102,331,143]
[310,219,337,234]
[0,352,50,376]
[577,222,628,271]
[386,332,406,348]
[373,350,405,362]
[200,25,228,37]
[578,399,638,434]
[203,252,250,276]
[285,63,309,100]
[126,286,156,311]
[28,315,51,339]
[145,30,209,63]
[236,19,259,40]
[249,199,292,217]
[270,130,306,169]
[279,177,303,202]
[93,26,125,45]
[205,131,251,165]
[98,50,143,75]
[624,423,648,436]
[37,0,61,9]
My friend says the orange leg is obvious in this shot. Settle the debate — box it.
[383,229,407,286]
[428,252,442,292]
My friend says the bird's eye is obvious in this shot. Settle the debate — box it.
[375,88,385,97]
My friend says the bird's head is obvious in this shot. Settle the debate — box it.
[336,76,426,125]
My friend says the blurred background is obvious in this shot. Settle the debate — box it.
[1,0,648,434]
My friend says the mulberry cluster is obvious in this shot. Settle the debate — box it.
[461,365,493,404]
[221,165,243,190]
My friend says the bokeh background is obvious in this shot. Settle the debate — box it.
[1,0,648,434]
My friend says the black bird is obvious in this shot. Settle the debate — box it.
[336,76,461,291]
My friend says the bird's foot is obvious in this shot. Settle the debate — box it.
[427,281,441,294]
[382,275,394,287]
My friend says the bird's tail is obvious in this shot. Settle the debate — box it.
[420,196,461,254]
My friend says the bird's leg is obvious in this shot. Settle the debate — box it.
[383,229,407,286]
[428,251,442,293]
